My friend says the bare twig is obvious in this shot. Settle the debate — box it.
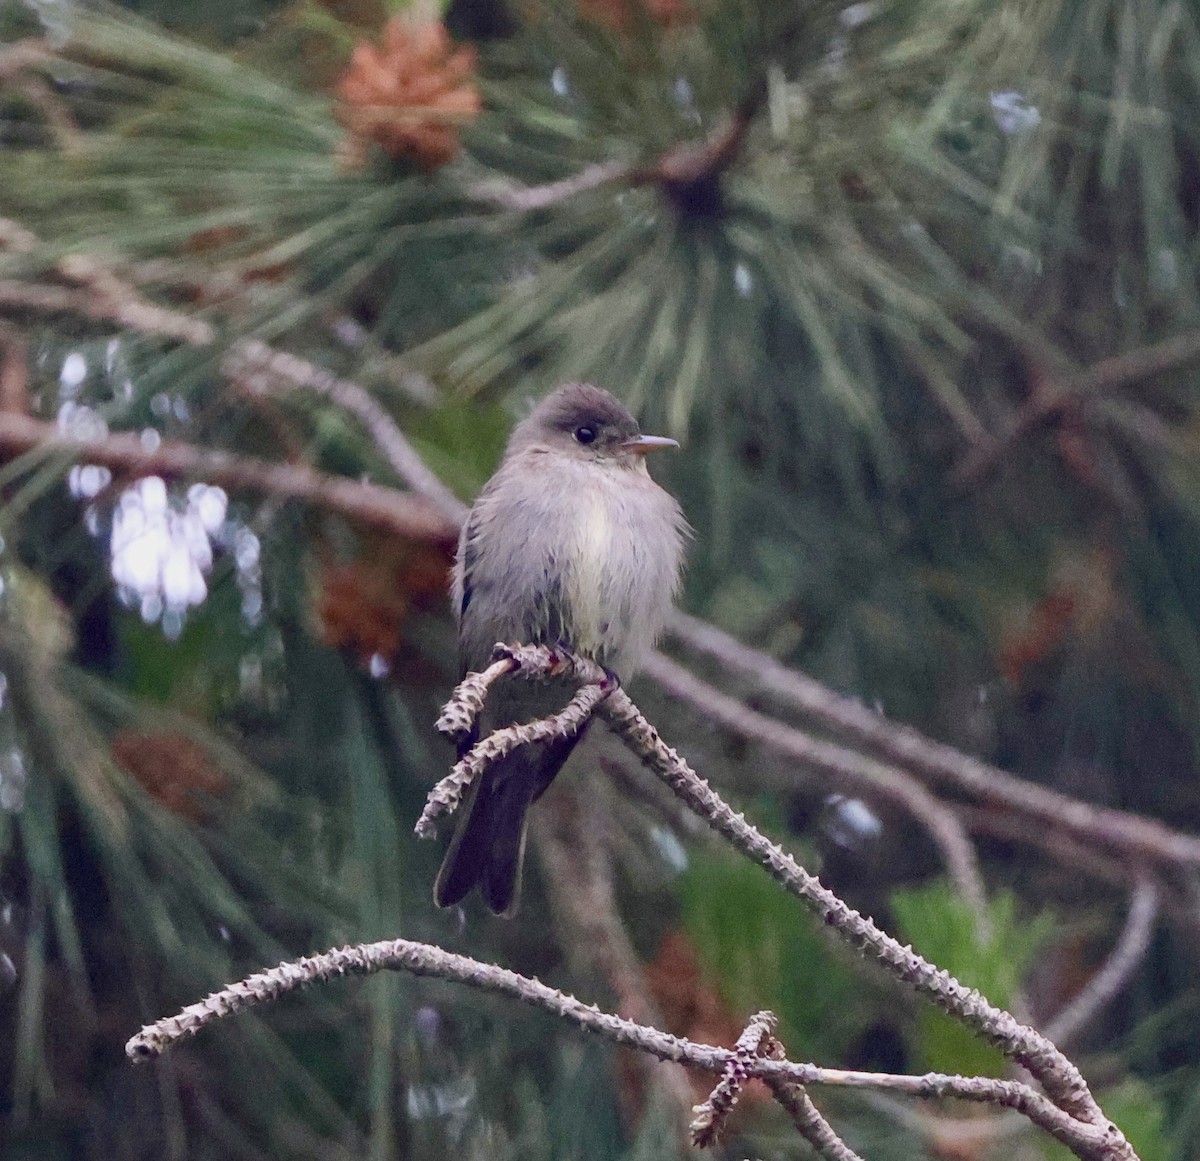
[1043,879,1161,1050]
[950,331,1200,488]
[643,650,988,917]
[415,677,612,837]
[429,645,1113,1130]
[224,340,465,523]
[0,412,458,545]
[691,1010,779,1146]
[466,161,630,212]
[0,274,216,347]
[594,687,1103,1125]
[125,935,1135,1161]
[664,612,1200,874]
[433,651,518,741]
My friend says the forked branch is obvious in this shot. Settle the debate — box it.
[127,644,1140,1161]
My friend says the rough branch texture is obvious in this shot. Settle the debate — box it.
[125,935,1134,1161]
[128,648,1142,1161]
[410,646,1136,1160]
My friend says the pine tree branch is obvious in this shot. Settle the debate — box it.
[691,1011,859,1159]
[124,934,1135,1161]
[664,612,1200,874]
[950,332,1200,488]
[223,339,466,523]
[131,648,1139,1161]
[1043,878,1160,1051]
[0,276,216,347]
[428,646,1111,1128]
[0,412,458,544]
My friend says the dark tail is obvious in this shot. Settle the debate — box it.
[433,730,585,916]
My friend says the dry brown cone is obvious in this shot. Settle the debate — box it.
[112,731,228,824]
[316,536,451,666]
[577,0,694,34]
[640,929,771,1110]
[335,18,481,170]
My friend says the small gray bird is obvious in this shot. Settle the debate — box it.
[435,383,688,915]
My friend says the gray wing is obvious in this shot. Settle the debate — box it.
[453,462,567,677]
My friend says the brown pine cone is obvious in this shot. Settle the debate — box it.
[335,19,481,170]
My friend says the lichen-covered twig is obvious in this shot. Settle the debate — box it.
[416,676,611,837]
[125,935,1135,1161]
[594,676,1103,1125]
[432,642,604,742]
[127,645,1141,1161]
[432,651,518,743]
[691,1010,778,1146]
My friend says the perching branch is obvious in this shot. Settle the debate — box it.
[415,672,612,837]
[131,645,1138,1161]
[424,647,1128,1146]
[125,933,1134,1161]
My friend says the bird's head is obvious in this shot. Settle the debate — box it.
[508,383,678,465]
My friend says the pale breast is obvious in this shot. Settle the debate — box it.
[455,452,686,678]
[561,463,685,674]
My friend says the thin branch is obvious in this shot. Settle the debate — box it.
[594,688,1102,1125]
[1043,879,1161,1050]
[950,331,1200,488]
[223,340,466,524]
[691,1011,778,1146]
[433,651,518,741]
[642,650,988,918]
[415,677,612,837]
[664,612,1200,873]
[691,1010,855,1159]
[466,74,765,216]
[0,277,216,347]
[0,412,459,545]
[466,160,630,212]
[760,1031,865,1161]
[125,936,1134,1161]
[425,646,1109,1128]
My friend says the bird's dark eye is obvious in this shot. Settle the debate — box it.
[574,425,597,445]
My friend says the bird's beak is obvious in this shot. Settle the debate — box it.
[621,434,680,456]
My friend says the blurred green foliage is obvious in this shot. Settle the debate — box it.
[891,881,1054,1077]
[680,846,869,1062]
